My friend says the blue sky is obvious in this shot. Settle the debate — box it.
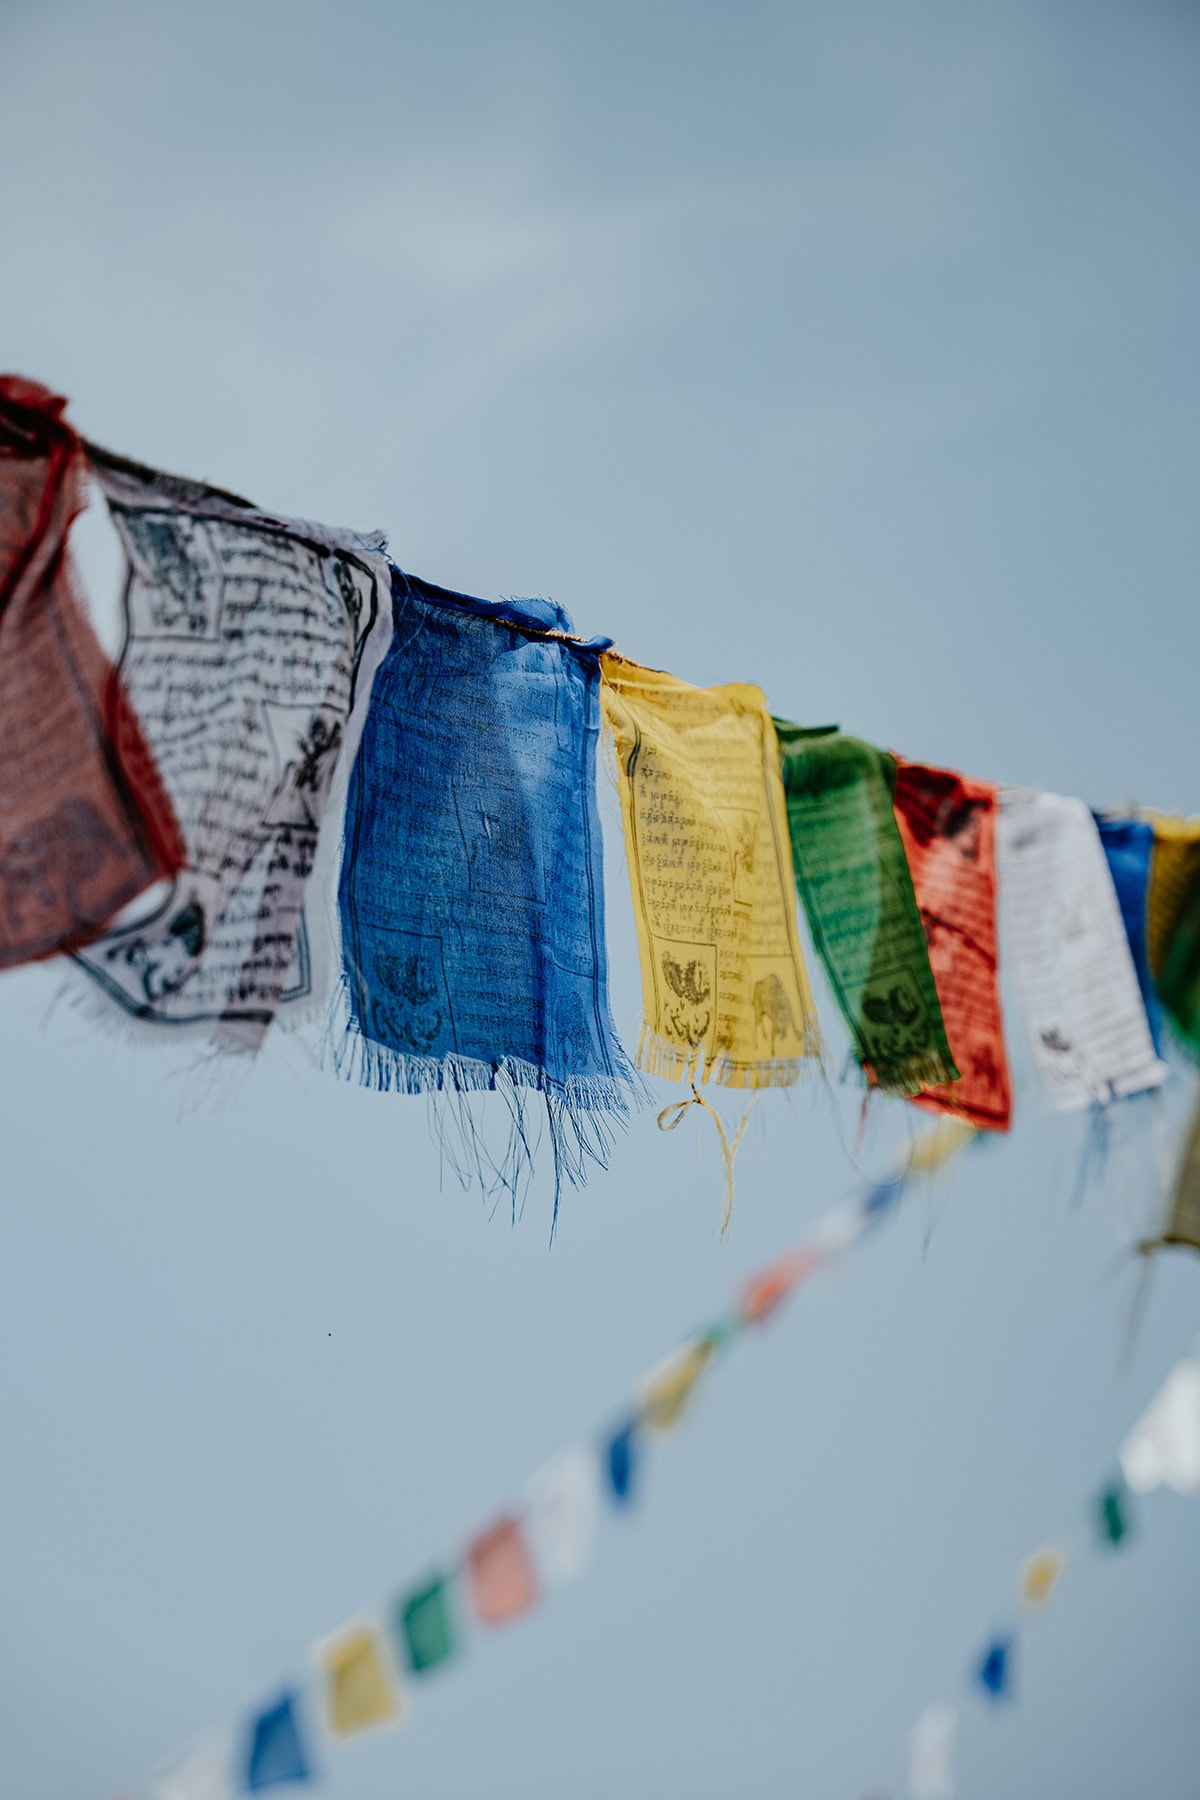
[1,4,1198,1797]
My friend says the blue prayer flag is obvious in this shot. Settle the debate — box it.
[1094,817,1163,1052]
[337,570,637,1216]
[607,1420,638,1506]
[976,1635,1012,1702]
[243,1690,313,1789]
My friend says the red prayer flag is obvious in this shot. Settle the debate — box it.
[0,376,183,966]
[892,760,1011,1131]
[466,1515,539,1626]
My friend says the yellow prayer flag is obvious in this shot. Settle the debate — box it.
[318,1622,405,1735]
[1020,1546,1065,1610]
[600,656,819,1088]
[640,1337,716,1431]
[904,1117,977,1178]
[1145,814,1200,979]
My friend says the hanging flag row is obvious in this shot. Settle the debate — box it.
[3,374,1200,1235]
[147,1119,974,1798]
[900,1342,1200,1800]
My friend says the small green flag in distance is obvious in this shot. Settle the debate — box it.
[398,1575,457,1674]
[1096,1482,1130,1548]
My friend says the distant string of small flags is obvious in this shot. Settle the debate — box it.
[138,1120,1200,1799]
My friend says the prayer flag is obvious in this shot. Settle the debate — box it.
[741,1247,820,1324]
[0,376,183,967]
[466,1515,539,1625]
[1144,814,1200,1056]
[150,1732,235,1800]
[606,1419,638,1506]
[74,447,390,1047]
[243,1691,312,1789]
[639,1337,716,1431]
[1119,1358,1200,1497]
[1020,1547,1064,1609]
[337,573,635,1202]
[975,1635,1012,1701]
[1156,864,1200,1059]
[1095,1480,1131,1548]
[396,1573,458,1674]
[997,791,1166,1109]
[892,761,1011,1130]
[1145,815,1200,982]
[907,1702,956,1800]
[524,1446,599,1585]
[773,723,956,1094]
[317,1622,404,1734]
[1094,817,1163,1052]
[600,656,819,1088]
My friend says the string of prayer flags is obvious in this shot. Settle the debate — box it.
[1095,1479,1132,1548]
[74,447,390,1048]
[600,655,819,1088]
[773,723,957,1095]
[1119,1357,1200,1497]
[1019,1546,1065,1610]
[318,1622,405,1735]
[396,1574,458,1674]
[1094,817,1163,1053]
[891,761,1011,1131]
[975,1635,1012,1702]
[907,1702,956,1800]
[997,790,1167,1110]
[0,376,184,968]
[336,572,635,1203]
[523,1447,599,1585]
[243,1691,313,1790]
[466,1515,539,1625]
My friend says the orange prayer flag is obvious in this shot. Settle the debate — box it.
[466,1516,539,1626]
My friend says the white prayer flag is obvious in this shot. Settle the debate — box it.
[907,1702,956,1800]
[1120,1358,1200,1496]
[523,1445,600,1584]
[150,1729,236,1800]
[997,790,1166,1110]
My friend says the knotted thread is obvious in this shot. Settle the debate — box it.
[657,1081,756,1236]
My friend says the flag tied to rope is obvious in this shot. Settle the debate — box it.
[601,656,818,1088]
[0,376,183,967]
[1146,1091,1200,1255]
[1146,815,1200,1058]
[337,572,635,1203]
[773,723,956,1095]
[1094,816,1163,1053]
[892,760,1011,1130]
[74,449,388,1046]
[997,791,1166,1110]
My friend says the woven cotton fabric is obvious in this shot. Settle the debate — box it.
[0,377,182,966]
[893,760,1012,1131]
[337,571,635,1194]
[74,452,388,1045]
[1095,816,1162,1053]
[1145,814,1200,1057]
[774,723,956,1095]
[601,658,818,1088]
[997,789,1166,1110]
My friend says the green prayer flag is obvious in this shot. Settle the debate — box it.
[397,1574,457,1674]
[1096,1481,1131,1548]
[1157,866,1200,1058]
[773,723,958,1095]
